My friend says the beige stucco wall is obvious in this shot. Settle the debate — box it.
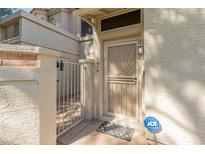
[0,27,5,41]
[144,8,205,144]
[49,11,81,36]
[20,17,80,55]
[49,12,62,27]
[60,12,80,36]
[70,14,81,37]
[79,59,95,120]
[0,45,58,144]
[0,68,39,144]
[79,36,93,59]
[36,54,57,144]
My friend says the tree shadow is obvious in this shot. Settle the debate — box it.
[145,8,205,144]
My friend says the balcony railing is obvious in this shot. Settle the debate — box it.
[0,22,20,44]
[6,23,20,39]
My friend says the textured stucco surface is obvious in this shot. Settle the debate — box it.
[0,74,39,144]
[37,55,56,144]
[0,67,36,81]
[0,46,57,144]
[144,8,205,144]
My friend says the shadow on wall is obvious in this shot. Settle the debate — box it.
[145,9,205,144]
[80,40,94,59]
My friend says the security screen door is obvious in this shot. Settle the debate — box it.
[104,41,138,118]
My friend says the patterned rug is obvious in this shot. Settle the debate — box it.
[96,121,135,142]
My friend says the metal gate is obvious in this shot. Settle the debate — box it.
[56,60,83,136]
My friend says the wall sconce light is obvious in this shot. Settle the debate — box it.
[96,58,100,72]
[59,60,64,71]
[138,40,144,55]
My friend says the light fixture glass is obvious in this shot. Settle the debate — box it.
[138,40,144,55]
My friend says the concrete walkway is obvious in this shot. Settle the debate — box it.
[57,120,148,145]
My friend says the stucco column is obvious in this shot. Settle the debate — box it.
[79,59,95,120]
[36,54,57,144]
[0,45,59,145]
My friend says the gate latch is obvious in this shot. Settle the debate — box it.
[60,60,64,71]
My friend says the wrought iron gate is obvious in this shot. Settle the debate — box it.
[56,60,83,136]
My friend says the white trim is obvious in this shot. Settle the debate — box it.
[0,44,61,57]
[79,35,93,42]
[105,40,138,48]
[104,37,139,47]
[100,24,142,34]
[104,42,109,115]
[79,59,95,64]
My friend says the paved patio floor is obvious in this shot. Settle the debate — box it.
[57,119,148,145]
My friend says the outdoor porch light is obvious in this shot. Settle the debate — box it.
[59,60,64,71]
[138,40,144,55]
[96,58,100,72]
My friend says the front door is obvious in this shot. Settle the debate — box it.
[104,40,138,119]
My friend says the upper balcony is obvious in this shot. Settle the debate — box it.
[0,10,82,56]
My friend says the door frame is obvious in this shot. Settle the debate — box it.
[103,38,140,121]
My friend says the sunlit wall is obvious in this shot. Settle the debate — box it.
[144,8,205,144]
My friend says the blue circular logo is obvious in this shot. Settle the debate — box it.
[144,117,161,132]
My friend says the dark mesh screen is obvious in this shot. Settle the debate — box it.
[81,20,93,37]
[101,10,141,31]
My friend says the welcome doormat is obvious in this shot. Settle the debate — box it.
[96,121,135,142]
